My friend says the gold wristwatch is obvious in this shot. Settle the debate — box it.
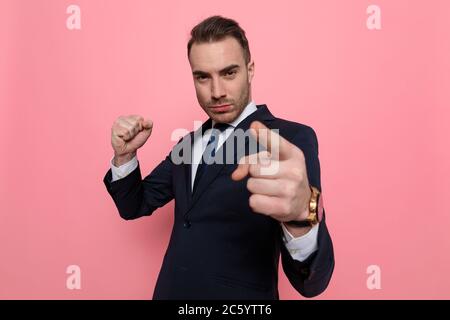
[285,186,323,228]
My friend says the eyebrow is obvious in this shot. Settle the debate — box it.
[192,64,240,77]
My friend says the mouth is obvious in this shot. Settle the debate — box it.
[209,104,232,113]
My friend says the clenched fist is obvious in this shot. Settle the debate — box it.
[111,115,153,166]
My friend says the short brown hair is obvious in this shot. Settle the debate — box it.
[187,15,251,64]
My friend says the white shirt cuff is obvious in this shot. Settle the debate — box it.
[281,223,319,262]
[110,156,138,182]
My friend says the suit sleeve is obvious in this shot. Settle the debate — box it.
[280,126,335,297]
[103,153,175,220]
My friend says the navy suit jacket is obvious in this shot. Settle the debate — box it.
[103,104,334,299]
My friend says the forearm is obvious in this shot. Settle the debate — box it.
[281,223,319,262]
[104,152,175,220]
[104,163,150,220]
[281,213,334,298]
[110,155,138,182]
[113,151,137,167]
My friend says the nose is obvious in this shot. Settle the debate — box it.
[211,77,226,100]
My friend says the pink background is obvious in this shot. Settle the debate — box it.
[1,0,449,299]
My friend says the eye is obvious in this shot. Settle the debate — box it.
[196,75,207,80]
[225,70,237,77]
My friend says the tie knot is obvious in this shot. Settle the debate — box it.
[213,122,231,132]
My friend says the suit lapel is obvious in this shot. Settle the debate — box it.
[178,118,213,211]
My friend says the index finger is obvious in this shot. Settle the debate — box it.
[250,121,293,160]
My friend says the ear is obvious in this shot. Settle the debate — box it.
[247,60,255,84]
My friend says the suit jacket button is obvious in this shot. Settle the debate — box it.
[183,220,191,228]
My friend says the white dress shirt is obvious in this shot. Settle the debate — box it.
[110,101,319,262]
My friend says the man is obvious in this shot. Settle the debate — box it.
[104,15,334,299]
